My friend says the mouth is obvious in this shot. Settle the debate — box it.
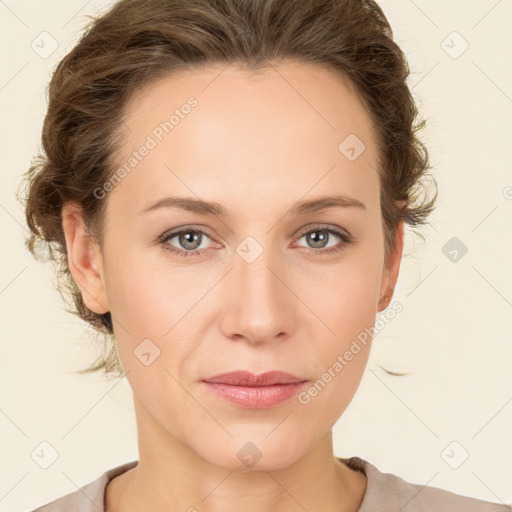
[202,371,308,409]
[202,370,307,386]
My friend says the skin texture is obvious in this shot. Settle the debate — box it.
[62,61,404,512]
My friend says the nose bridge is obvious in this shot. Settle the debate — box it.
[221,245,292,343]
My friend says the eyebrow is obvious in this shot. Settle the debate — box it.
[138,194,367,217]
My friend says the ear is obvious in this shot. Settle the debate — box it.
[61,202,109,314]
[378,205,406,312]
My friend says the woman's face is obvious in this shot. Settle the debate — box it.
[69,61,402,470]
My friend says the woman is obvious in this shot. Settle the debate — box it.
[18,0,510,510]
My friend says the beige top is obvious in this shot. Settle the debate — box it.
[26,456,511,511]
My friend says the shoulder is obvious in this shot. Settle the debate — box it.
[339,456,512,512]
[22,460,138,512]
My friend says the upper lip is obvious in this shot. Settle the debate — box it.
[202,370,307,387]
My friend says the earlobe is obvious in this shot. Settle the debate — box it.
[61,202,110,314]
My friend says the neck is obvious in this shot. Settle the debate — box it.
[105,397,367,512]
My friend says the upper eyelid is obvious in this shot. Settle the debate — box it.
[160,224,349,246]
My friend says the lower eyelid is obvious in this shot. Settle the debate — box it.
[161,230,215,250]
[160,226,351,256]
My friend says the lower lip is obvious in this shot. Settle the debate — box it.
[202,381,308,409]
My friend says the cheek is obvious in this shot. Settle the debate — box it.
[103,246,182,333]
[300,262,380,410]
[300,320,372,427]
[103,256,207,380]
[304,258,381,333]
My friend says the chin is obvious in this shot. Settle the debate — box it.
[197,434,312,472]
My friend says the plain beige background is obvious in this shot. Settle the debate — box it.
[1,0,511,510]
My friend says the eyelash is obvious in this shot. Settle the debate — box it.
[158,224,354,259]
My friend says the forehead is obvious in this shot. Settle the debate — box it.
[107,60,381,219]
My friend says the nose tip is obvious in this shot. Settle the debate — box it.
[219,257,296,346]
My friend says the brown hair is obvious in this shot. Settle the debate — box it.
[17,0,437,379]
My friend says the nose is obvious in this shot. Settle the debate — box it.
[219,253,296,345]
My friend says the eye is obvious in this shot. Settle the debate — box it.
[159,228,215,258]
[294,225,354,256]
[158,224,354,259]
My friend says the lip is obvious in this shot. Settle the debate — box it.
[202,371,308,409]
[203,370,307,386]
